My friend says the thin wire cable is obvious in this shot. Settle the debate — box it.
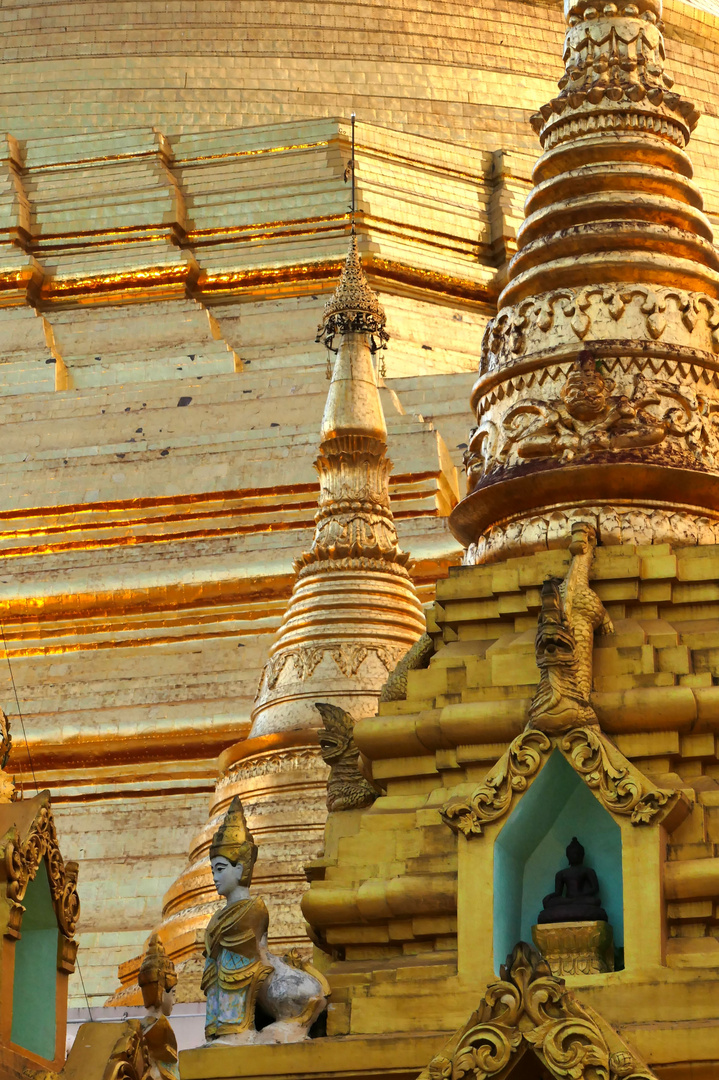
[75,958,95,1023]
[0,618,94,1022]
[0,619,38,794]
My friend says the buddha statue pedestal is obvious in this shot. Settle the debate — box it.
[532,920,614,977]
[532,837,615,976]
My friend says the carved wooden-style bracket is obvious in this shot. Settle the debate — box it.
[441,727,689,837]
[419,942,658,1080]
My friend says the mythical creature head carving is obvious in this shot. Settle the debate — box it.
[315,702,353,764]
[561,353,613,422]
[315,702,378,812]
[535,577,577,672]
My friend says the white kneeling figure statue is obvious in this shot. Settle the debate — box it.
[202,796,329,1046]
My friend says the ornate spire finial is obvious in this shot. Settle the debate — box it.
[209,796,258,883]
[316,118,388,354]
[249,111,424,740]
[349,111,356,236]
[452,0,719,564]
[533,0,699,147]
[315,234,388,354]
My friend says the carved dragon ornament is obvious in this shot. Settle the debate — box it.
[527,522,613,732]
[442,524,684,836]
[315,702,378,812]
[380,632,434,702]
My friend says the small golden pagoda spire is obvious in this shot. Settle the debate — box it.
[297,233,408,569]
[453,0,719,561]
[252,228,424,735]
[107,231,425,1007]
[315,235,389,445]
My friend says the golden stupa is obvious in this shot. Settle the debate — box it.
[0,15,717,1080]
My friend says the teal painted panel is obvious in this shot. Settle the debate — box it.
[494,750,623,971]
[11,860,57,1062]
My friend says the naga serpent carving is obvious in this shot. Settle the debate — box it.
[527,521,613,734]
[380,633,434,703]
[315,702,378,812]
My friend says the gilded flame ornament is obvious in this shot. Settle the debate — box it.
[441,724,685,838]
[315,701,378,812]
[107,233,425,1005]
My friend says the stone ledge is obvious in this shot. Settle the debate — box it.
[179,1032,447,1080]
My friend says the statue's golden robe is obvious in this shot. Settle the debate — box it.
[139,1014,179,1080]
[201,896,274,1039]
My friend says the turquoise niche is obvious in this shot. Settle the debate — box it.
[493,749,623,972]
[11,859,58,1061]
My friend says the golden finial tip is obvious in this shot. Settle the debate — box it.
[316,234,388,353]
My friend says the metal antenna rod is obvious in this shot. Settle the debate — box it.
[351,112,356,234]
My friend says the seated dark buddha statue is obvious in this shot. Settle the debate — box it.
[537,836,608,924]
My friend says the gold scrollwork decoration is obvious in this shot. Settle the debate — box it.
[262,640,406,694]
[103,1020,153,1080]
[441,730,552,836]
[560,727,675,825]
[468,355,719,488]
[441,726,685,838]
[481,286,719,378]
[419,943,658,1080]
[1,793,80,964]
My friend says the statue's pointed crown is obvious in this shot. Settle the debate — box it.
[316,234,388,351]
[138,931,177,991]
[209,795,258,879]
